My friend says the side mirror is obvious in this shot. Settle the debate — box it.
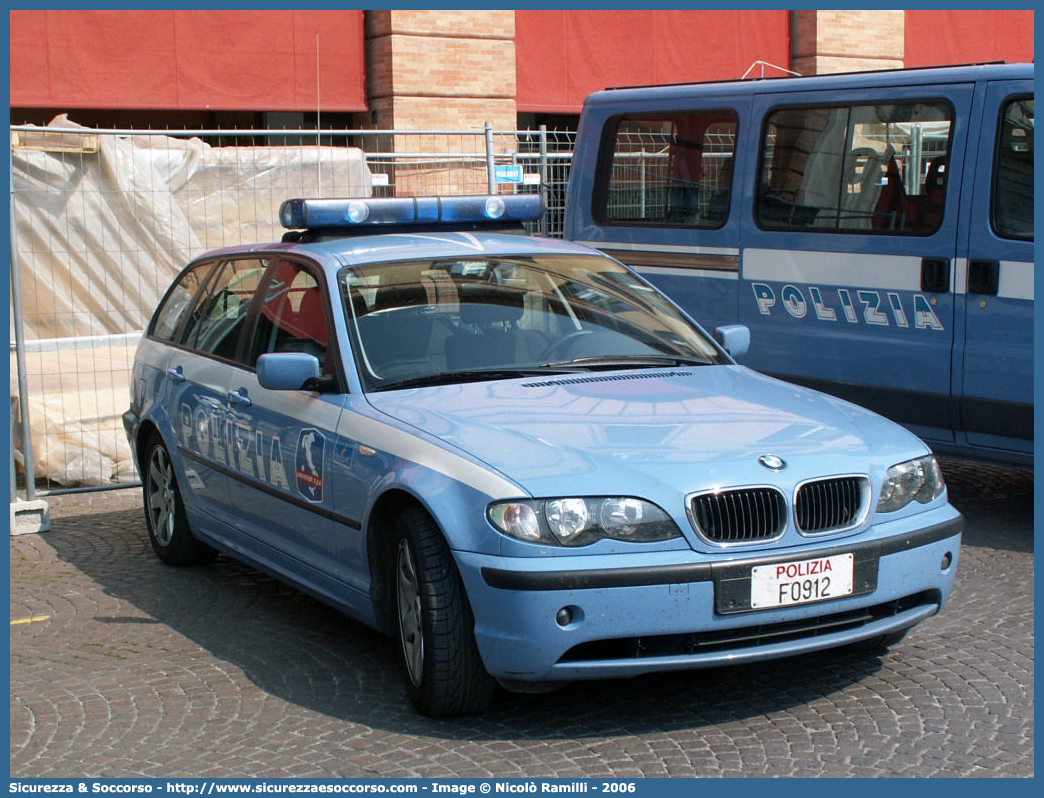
[713,324,750,359]
[257,352,322,391]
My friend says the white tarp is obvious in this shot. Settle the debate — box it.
[12,115,372,339]
[11,342,140,487]
[11,116,372,485]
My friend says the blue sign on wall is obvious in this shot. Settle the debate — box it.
[494,165,524,184]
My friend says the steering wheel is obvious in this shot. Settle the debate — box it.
[541,330,595,362]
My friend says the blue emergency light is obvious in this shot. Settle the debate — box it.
[279,194,543,230]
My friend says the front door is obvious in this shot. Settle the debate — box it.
[225,258,350,601]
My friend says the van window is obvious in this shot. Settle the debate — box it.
[596,111,737,228]
[993,97,1034,241]
[757,101,953,235]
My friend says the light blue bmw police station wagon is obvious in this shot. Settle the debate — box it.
[124,195,962,716]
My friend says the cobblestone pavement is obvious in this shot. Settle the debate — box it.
[9,458,1033,778]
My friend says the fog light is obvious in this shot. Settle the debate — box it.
[555,607,573,627]
[941,552,952,570]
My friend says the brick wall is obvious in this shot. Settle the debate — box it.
[367,9,514,39]
[791,10,905,75]
[366,10,516,131]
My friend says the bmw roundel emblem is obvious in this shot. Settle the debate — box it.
[758,454,786,471]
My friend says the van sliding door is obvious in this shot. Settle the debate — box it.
[738,83,975,449]
[957,82,1033,457]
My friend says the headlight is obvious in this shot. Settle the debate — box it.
[488,497,681,547]
[545,498,589,543]
[877,455,945,513]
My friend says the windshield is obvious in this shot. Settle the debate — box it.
[340,253,727,391]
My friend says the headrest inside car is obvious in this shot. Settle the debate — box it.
[458,282,525,325]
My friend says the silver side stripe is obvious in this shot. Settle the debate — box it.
[743,249,925,292]
[583,244,741,281]
[337,409,523,500]
[745,250,1034,300]
[575,241,740,257]
[998,260,1034,301]
[635,266,739,281]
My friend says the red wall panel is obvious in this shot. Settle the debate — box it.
[904,10,1033,68]
[516,10,791,113]
[10,10,367,111]
[14,11,1030,117]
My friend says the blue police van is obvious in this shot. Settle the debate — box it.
[564,62,1033,466]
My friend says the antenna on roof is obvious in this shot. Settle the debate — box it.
[742,60,801,79]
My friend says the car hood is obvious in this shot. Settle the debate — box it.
[367,366,925,500]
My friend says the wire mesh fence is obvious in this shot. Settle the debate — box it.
[9,124,575,496]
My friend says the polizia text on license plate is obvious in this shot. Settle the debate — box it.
[750,553,854,609]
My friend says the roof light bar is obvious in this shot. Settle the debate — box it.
[279,194,543,230]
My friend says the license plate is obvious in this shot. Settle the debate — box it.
[750,553,854,610]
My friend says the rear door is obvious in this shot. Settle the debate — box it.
[165,258,266,526]
[957,82,1033,458]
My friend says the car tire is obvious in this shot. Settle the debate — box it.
[394,506,497,716]
[142,436,217,566]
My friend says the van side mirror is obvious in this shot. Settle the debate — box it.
[713,325,750,358]
[257,352,322,391]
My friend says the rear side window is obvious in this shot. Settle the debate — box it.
[595,110,737,228]
[758,100,954,236]
[180,258,267,361]
[993,97,1033,241]
[150,261,214,342]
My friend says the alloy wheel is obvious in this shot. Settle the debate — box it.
[396,538,425,687]
[146,446,177,547]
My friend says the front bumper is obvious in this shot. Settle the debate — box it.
[122,409,141,465]
[456,508,962,683]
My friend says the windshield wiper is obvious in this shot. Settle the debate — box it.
[540,354,713,371]
[375,366,579,392]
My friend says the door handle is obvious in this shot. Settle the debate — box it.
[968,259,1000,296]
[166,366,186,384]
[227,389,252,408]
[920,258,950,293]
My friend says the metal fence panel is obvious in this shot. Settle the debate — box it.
[9,124,575,496]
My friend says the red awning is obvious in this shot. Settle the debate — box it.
[515,10,791,114]
[904,10,1034,68]
[10,10,367,112]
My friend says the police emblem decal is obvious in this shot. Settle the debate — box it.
[296,428,325,503]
